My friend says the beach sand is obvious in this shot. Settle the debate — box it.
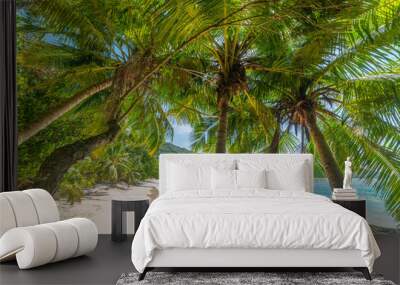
[56,180,157,234]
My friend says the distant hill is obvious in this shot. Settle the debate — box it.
[158,143,192,154]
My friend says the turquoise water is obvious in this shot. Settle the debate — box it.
[314,178,398,229]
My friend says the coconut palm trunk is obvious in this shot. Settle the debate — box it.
[305,111,343,189]
[268,125,281,153]
[31,66,137,194]
[33,121,120,194]
[268,114,281,153]
[18,79,113,145]
[216,93,230,153]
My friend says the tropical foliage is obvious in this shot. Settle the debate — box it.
[17,0,399,222]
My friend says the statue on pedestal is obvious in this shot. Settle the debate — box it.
[343,157,352,189]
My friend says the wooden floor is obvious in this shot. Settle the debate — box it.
[0,233,398,285]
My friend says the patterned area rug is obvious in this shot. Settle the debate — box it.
[116,272,395,285]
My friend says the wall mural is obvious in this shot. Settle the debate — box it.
[16,0,399,234]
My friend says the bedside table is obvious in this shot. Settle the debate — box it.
[332,199,366,218]
[111,198,149,242]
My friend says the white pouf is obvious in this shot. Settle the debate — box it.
[0,189,98,269]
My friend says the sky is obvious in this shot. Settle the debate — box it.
[166,121,193,150]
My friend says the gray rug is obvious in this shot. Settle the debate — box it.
[116,272,395,285]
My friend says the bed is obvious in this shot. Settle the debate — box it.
[131,154,380,280]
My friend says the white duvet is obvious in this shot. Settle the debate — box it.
[131,190,380,272]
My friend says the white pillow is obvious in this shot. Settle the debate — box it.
[267,162,307,192]
[211,168,236,191]
[238,159,308,191]
[266,161,307,191]
[167,162,211,191]
[236,169,267,189]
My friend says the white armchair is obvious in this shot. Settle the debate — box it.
[0,189,98,269]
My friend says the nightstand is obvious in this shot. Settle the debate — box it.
[111,198,149,242]
[332,199,366,218]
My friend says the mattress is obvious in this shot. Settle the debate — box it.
[131,190,380,273]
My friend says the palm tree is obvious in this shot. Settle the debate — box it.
[246,0,400,218]
[17,0,152,190]
[155,0,311,153]
[173,0,400,219]
[144,1,254,153]
[18,0,161,191]
[212,32,252,152]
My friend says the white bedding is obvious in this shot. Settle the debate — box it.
[131,190,380,273]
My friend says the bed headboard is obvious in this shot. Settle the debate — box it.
[159,154,314,195]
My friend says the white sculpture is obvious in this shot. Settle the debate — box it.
[343,157,353,189]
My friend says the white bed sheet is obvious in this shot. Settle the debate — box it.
[131,190,380,273]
